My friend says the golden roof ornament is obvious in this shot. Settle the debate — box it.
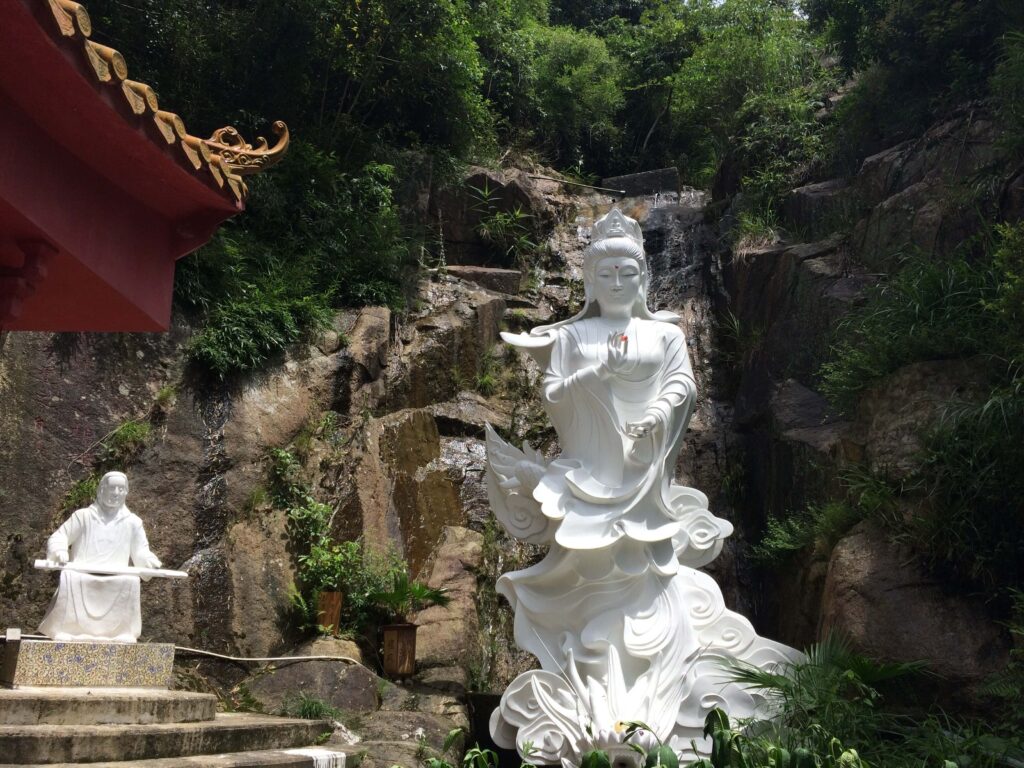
[40,0,289,202]
[203,122,290,176]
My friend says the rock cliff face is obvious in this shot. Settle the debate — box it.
[721,105,1017,696]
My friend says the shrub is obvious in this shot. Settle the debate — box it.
[731,205,781,253]
[186,288,331,379]
[368,570,450,624]
[753,501,860,564]
[992,31,1024,158]
[806,0,1024,167]
[468,182,537,268]
[819,223,1024,597]
[671,0,819,187]
[915,392,1024,594]
[178,149,409,379]
[99,420,151,468]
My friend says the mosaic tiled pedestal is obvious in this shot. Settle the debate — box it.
[1,638,174,688]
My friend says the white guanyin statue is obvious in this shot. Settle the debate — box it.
[486,209,800,767]
[38,471,163,642]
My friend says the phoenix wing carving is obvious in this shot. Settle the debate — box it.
[485,424,556,544]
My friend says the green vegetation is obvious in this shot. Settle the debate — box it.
[815,222,1024,598]
[753,501,860,565]
[98,420,152,469]
[62,416,157,512]
[178,156,402,378]
[805,0,1023,163]
[476,350,500,397]
[723,636,1024,768]
[280,692,342,721]
[78,0,1023,379]
[469,183,537,268]
[62,475,99,513]
[368,570,451,623]
[269,447,405,633]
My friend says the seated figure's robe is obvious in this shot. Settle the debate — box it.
[38,504,158,642]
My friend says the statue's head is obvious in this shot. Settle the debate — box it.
[522,208,674,340]
[584,209,648,317]
[96,471,129,510]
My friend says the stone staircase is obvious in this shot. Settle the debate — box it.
[0,688,348,767]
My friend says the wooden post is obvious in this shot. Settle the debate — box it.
[316,591,343,636]
[381,623,417,678]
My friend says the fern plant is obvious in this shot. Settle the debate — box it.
[369,570,451,624]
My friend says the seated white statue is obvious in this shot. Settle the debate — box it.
[38,471,162,643]
[487,209,800,767]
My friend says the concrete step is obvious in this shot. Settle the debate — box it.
[0,746,352,768]
[0,713,331,764]
[0,688,217,725]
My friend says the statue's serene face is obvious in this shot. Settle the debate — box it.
[98,476,128,509]
[593,255,642,314]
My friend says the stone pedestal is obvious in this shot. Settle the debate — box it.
[2,638,174,688]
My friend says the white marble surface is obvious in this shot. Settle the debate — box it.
[38,471,164,642]
[487,209,800,766]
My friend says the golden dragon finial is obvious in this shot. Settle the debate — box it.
[203,121,290,176]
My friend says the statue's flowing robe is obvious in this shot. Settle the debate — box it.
[38,504,157,641]
[493,318,799,761]
[533,317,716,551]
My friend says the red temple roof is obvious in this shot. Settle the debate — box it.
[0,0,289,331]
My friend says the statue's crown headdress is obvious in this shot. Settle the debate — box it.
[590,208,644,250]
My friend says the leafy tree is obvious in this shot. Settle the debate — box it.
[530,25,624,172]
[472,0,545,147]
[549,0,651,29]
[669,0,819,186]
[804,0,1024,152]
[602,1,700,171]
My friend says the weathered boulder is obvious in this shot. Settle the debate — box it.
[851,178,951,269]
[821,521,1010,692]
[332,408,464,576]
[379,666,469,727]
[855,141,914,208]
[335,306,392,413]
[438,437,490,528]
[783,178,853,236]
[431,167,552,267]
[247,657,381,716]
[852,360,984,479]
[726,234,869,396]
[427,391,510,438]
[850,111,1004,268]
[385,280,505,411]
[413,526,483,670]
[855,112,1000,210]
[445,266,522,295]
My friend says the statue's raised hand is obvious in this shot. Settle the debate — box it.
[600,330,633,378]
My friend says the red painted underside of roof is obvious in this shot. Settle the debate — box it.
[0,0,242,331]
